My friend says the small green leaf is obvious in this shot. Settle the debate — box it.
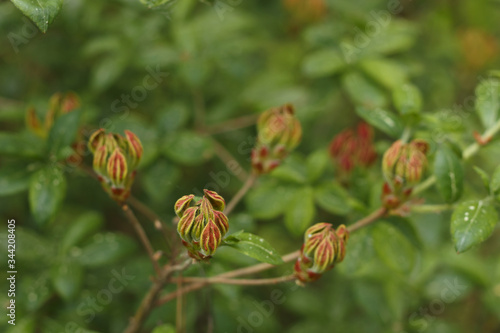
[359,58,408,91]
[162,131,214,166]
[434,146,464,203]
[392,83,422,115]
[0,132,45,158]
[10,0,63,33]
[372,221,416,274]
[475,78,500,129]
[306,149,330,183]
[0,164,38,197]
[314,182,351,215]
[245,183,292,219]
[285,187,315,236]
[302,49,346,78]
[342,72,388,108]
[47,109,82,159]
[270,155,308,184]
[51,260,84,301]
[355,106,404,138]
[490,165,500,194]
[473,166,490,193]
[75,233,137,267]
[61,212,104,253]
[29,166,67,226]
[223,232,283,265]
[451,200,498,253]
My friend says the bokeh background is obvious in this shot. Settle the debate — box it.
[1,0,500,332]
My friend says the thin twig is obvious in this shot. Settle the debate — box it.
[176,271,184,333]
[346,207,387,233]
[123,260,192,333]
[203,114,259,135]
[122,205,162,276]
[171,274,296,286]
[211,138,249,182]
[224,173,258,215]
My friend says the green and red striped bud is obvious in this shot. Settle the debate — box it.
[175,190,229,261]
[88,129,143,202]
[252,104,302,174]
[294,223,349,284]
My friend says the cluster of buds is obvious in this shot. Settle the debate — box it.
[26,92,81,138]
[175,190,229,261]
[294,223,349,284]
[329,122,377,180]
[251,104,302,174]
[381,139,429,209]
[88,129,143,203]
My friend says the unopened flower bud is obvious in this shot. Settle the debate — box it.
[125,130,143,169]
[294,223,349,283]
[175,190,229,260]
[26,107,45,138]
[382,139,429,191]
[93,145,109,179]
[60,92,81,113]
[107,149,128,188]
[175,195,195,217]
[88,129,106,154]
[203,189,226,212]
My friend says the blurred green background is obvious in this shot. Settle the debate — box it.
[1,0,500,332]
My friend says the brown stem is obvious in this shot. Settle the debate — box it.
[211,138,249,182]
[176,271,184,333]
[122,205,162,276]
[346,207,387,233]
[123,260,191,333]
[203,114,259,135]
[171,274,296,286]
[224,173,258,215]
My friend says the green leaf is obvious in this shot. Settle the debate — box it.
[223,232,283,265]
[51,260,84,301]
[490,165,500,193]
[0,132,45,158]
[306,148,330,183]
[302,49,346,78]
[314,182,351,215]
[75,233,137,267]
[434,146,464,203]
[270,155,308,184]
[0,164,39,196]
[475,78,500,129]
[47,110,82,158]
[355,106,404,138]
[342,72,388,108]
[29,166,67,226]
[473,166,490,193]
[162,131,214,166]
[359,59,408,91]
[451,200,498,253]
[392,83,422,115]
[61,212,104,253]
[245,183,292,219]
[285,187,315,236]
[373,221,416,274]
[10,0,63,33]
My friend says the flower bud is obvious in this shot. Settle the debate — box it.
[382,139,429,190]
[203,189,226,212]
[175,194,195,217]
[93,145,109,179]
[175,190,229,260]
[60,92,81,113]
[294,223,349,284]
[88,129,106,154]
[26,107,46,138]
[200,220,222,257]
[125,130,143,169]
[107,149,128,188]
